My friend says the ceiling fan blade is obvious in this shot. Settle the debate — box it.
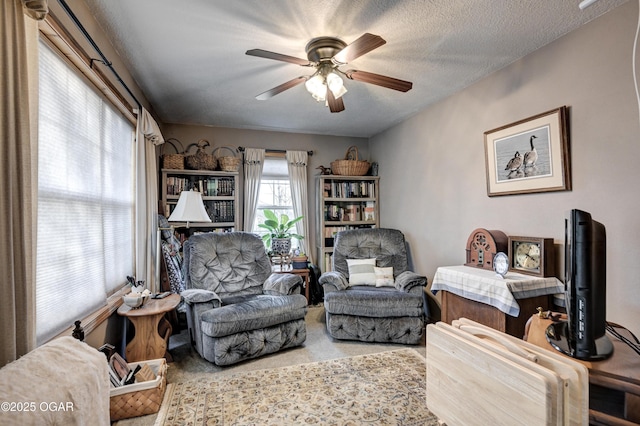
[326,89,345,113]
[246,49,313,66]
[344,70,413,92]
[332,33,386,64]
[255,76,307,100]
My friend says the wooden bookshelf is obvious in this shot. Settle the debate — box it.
[316,175,380,273]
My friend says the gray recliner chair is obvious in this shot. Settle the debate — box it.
[319,228,427,344]
[181,232,308,366]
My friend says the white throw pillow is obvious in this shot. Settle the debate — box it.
[346,258,377,285]
[375,266,395,287]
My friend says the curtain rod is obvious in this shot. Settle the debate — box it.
[57,0,142,110]
[237,147,313,156]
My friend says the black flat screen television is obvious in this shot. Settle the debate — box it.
[546,209,613,360]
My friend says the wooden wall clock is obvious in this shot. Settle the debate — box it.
[465,228,508,270]
[508,236,555,277]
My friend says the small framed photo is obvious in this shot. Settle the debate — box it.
[484,106,571,197]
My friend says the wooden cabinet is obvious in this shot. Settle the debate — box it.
[160,169,240,241]
[316,175,379,273]
[433,265,563,338]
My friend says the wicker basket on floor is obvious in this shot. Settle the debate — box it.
[185,139,217,170]
[161,138,185,170]
[214,146,241,172]
[109,358,167,421]
[330,146,370,176]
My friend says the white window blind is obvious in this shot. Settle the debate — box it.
[36,39,135,345]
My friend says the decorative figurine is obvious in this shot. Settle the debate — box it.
[316,165,332,175]
[72,320,84,341]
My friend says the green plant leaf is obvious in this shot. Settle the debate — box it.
[264,209,278,222]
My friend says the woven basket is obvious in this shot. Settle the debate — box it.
[214,146,241,172]
[109,358,167,421]
[161,138,185,170]
[330,146,370,176]
[185,139,217,170]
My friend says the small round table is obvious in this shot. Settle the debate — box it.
[117,294,180,362]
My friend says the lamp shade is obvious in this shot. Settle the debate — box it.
[326,72,347,99]
[305,74,327,102]
[168,190,211,226]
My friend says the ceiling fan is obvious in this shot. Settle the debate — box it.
[245,33,413,113]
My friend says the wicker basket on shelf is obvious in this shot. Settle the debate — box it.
[161,138,185,170]
[185,139,217,170]
[214,146,241,172]
[330,146,370,176]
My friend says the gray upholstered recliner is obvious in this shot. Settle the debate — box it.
[319,228,427,344]
[181,232,308,366]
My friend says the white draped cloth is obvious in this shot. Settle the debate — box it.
[243,148,265,231]
[135,108,164,292]
[432,265,564,317]
[286,150,312,263]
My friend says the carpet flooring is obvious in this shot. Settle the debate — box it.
[116,305,430,425]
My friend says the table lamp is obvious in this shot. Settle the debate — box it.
[167,190,212,227]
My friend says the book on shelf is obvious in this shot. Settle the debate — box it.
[364,201,375,221]
[324,252,333,273]
[323,181,331,197]
[343,204,361,222]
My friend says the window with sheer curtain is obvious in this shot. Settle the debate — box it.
[251,156,299,251]
[36,39,135,344]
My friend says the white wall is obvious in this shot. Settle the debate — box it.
[370,1,640,336]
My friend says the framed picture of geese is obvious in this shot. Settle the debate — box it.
[484,106,571,197]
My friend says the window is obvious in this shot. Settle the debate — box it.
[36,39,135,344]
[251,156,299,250]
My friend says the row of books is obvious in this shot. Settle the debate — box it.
[205,200,235,223]
[109,353,156,388]
[324,202,375,222]
[173,227,235,245]
[166,177,235,197]
[165,200,234,223]
[323,181,376,199]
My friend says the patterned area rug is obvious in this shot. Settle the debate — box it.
[154,348,439,425]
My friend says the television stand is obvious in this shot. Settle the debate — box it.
[546,320,613,361]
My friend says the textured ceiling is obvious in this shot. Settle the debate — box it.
[82,0,627,137]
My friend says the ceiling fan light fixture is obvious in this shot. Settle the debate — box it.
[305,73,327,102]
[247,33,411,113]
[327,71,347,99]
[305,67,347,104]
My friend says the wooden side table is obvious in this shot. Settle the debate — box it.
[272,265,310,304]
[525,313,640,425]
[117,294,180,362]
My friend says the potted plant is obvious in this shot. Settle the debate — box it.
[258,209,304,255]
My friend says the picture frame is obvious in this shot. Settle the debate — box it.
[484,106,571,197]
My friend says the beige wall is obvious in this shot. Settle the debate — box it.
[370,1,640,336]
[161,124,368,258]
